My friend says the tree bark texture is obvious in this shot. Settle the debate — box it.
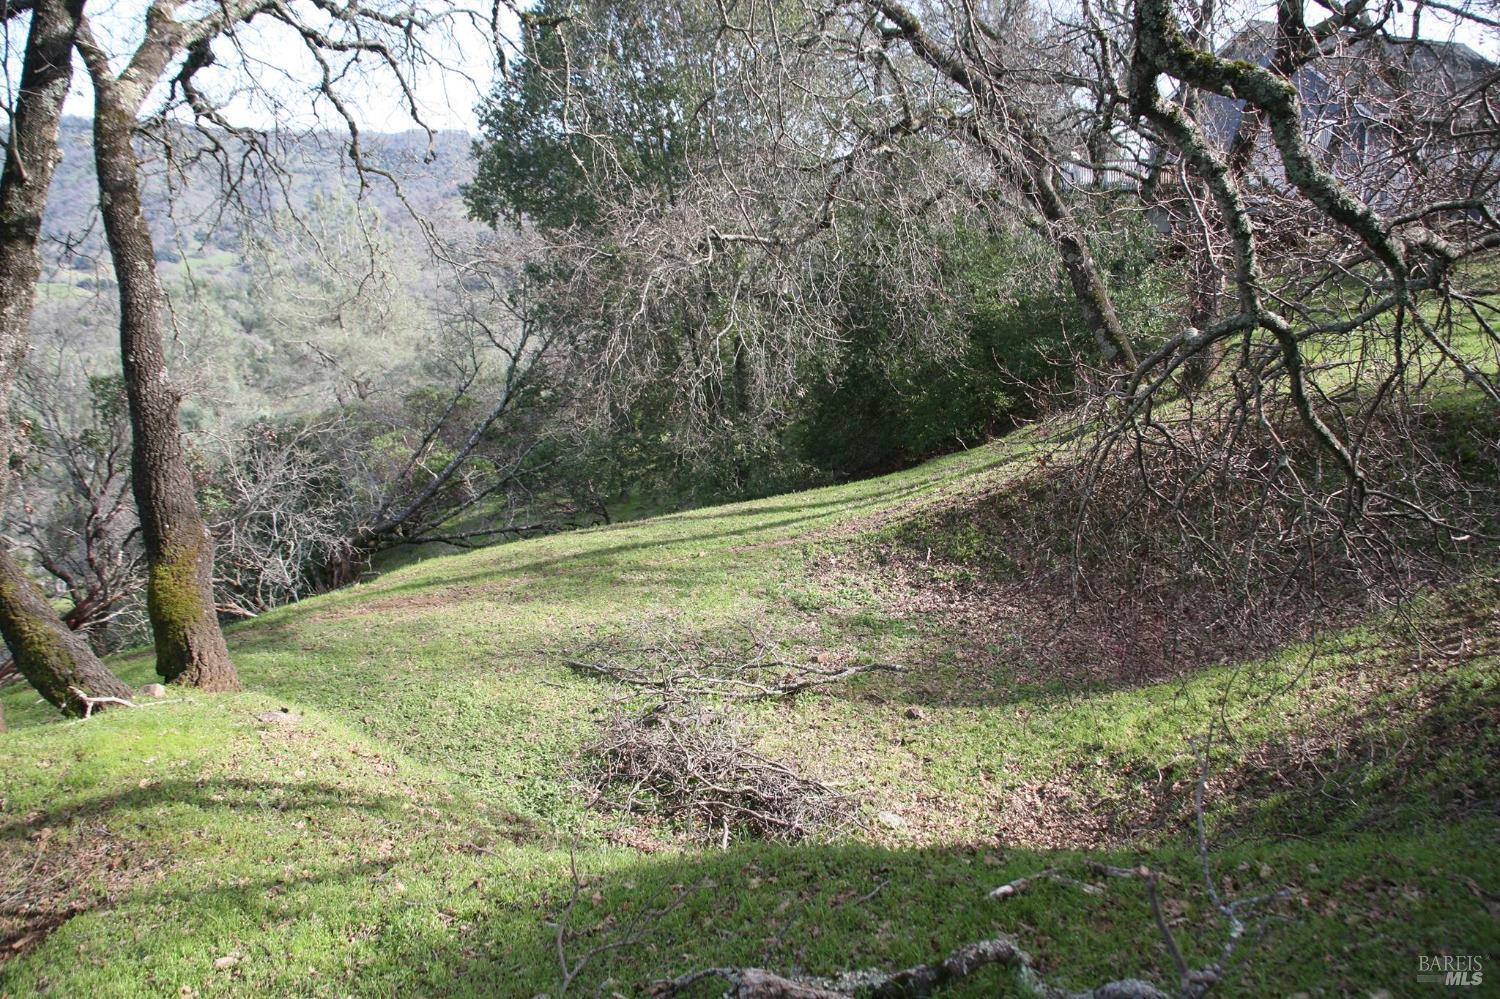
[90,82,239,690]
[0,0,135,714]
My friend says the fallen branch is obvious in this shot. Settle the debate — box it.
[65,686,192,719]
[551,842,702,994]
[650,966,847,998]
[563,619,906,704]
[648,935,1169,998]
[989,866,1104,900]
[67,686,136,718]
[564,657,904,701]
[649,741,1291,998]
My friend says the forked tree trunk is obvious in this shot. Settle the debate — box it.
[89,83,239,691]
[0,0,134,714]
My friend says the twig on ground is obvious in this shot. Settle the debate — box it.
[564,656,904,701]
[834,877,890,909]
[550,840,700,994]
[64,686,194,719]
[563,618,905,703]
[67,686,136,718]
[647,738,1290,998]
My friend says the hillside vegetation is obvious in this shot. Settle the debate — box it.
[3,413,1495,997]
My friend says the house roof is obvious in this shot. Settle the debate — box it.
[1201,21,1499,147]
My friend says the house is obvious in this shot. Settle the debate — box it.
[1201,22,1499,210]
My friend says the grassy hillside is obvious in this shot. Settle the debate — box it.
[2,420,1496,997]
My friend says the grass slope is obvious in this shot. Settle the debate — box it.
[2,424,1496,997]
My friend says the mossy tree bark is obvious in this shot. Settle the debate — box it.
[1,549,134,713]
[1024,153,1139,369]
[82,56,240,691]
[0,0,134,714]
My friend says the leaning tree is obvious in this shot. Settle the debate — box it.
[0,0,136,715]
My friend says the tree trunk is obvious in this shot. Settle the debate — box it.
[0,549,135,713]
[0,0,82,497]
[867,1,1139,373]
[90,86,240,691]
[0,0,135,715]
[1180,253,1224,393]
[1024,154,1140,371]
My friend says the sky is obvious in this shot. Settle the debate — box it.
[24,0,517,134]
[5,0,1499,138]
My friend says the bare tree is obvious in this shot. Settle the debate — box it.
[479,0,1164,466]
[0,0,134,713]
[7,365,145,642]
[206,238,564,598]
[69,0,519,688]
[1118,0,1500,478]
[853,0,1141,369]
[348,239,560,557]
[490,0,1497,684]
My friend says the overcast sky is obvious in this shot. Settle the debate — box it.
[9,0,1500,138]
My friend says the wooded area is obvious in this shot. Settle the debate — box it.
[1,0,1496,994]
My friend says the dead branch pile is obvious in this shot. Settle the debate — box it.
[881,396,1497,691]
[580,702,848,845]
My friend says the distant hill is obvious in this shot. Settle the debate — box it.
[23,119,490,432]
[46,117,481,265]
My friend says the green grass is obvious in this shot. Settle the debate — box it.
[2,421,1496,997]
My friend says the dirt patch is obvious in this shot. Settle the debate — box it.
[985,601,1500,849]
[307,578,539,623]
[0,821,163,962]
[810,541,1333,699]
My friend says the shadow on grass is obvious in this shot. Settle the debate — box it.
[15,825,1493,997]
[0,777,425,839]
[3,740,1495,998]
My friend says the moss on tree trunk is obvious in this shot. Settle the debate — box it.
[0,0,134,717]
[146,537,240,690]
[0,549,134,714]
[88,71,240,692]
